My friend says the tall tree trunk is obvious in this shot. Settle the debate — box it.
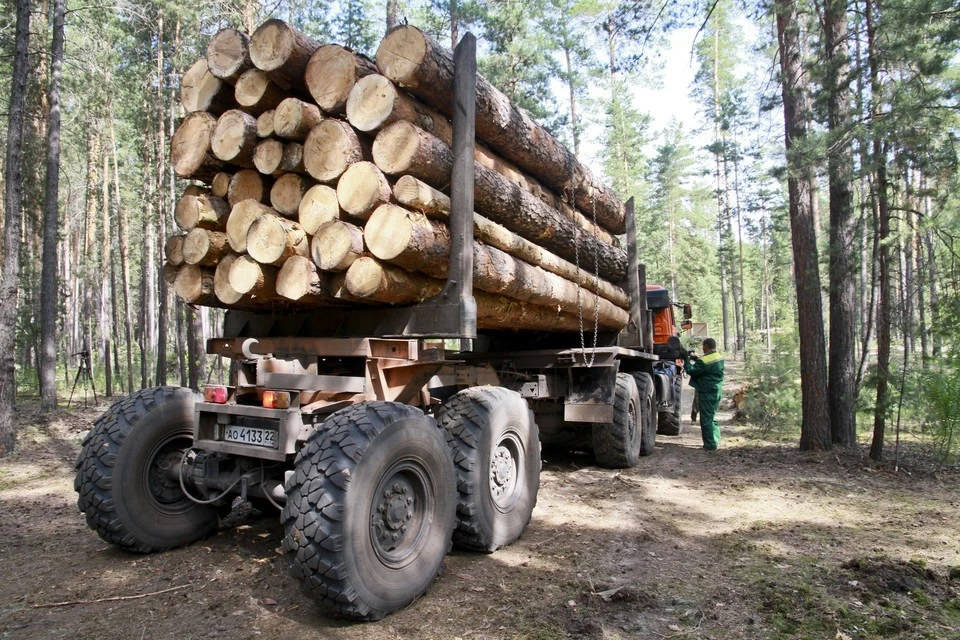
[82,125,99,371]
[823,0,857,446]
[109,109,135,393]
[39,0,66,411]
[732,141,748,357]
[776,0,832,451]
[0,0,31,456]
[100,143,114,397]
[156,14,169,385]
[386,0,399,31]
[186,306,203,390]
[711,28,731,352]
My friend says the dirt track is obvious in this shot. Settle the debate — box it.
[1,369,958,639]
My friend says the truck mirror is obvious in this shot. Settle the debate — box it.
[681,320,693,332]
[682,304,692,320]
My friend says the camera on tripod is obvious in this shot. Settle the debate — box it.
[69,347,97,407]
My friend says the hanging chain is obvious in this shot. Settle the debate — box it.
[569,160,599,368]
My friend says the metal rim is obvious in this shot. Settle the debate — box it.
[368,458,434,569]
[142,431,195,516]
[489,429,525,513]
[627,396,638,445]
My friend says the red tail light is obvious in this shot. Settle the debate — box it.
[262,391,291,409]
[203,385,228,404]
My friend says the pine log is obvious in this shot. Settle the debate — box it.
[211,172,233,198]
[171,112,227,182]
[235,69,285,115]
[346,74,452,141]
[175,194,230,231]
[394,175,629,308]
[229,254,278,296]
[211,109,258,168]
[183,228,231,266]
[298,184,341,234]
[344,258,585,332]
[336,161,391,219]
[206,28,253,83]
[274,97,323,141]
[305,45,378,114]
[226,200,274,252]
[376,25,626,234]
[164,235,185,266]
[276,255,333,303]
[311,220,364,271]
[253,138,284,175]
[227,169,273,208]
[246,213,309,266]
[174,264,216,304]
[181,58,237,115]
[214,253,246,305]
[281,142,305,173]
[249,19,319,93]
[365,204,627,328]
[162,262,179,285]
[271,173,314,217]
[256,109,276,137]
[182,185,210,198]
[373,122,627,283]
[303,119,369,183]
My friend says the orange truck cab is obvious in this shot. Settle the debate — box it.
[644,284,691,435]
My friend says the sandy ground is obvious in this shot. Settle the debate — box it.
[1,363,958,639]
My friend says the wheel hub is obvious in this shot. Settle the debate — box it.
[489,436,522,511]
[371,475,422,558]
[150,448,187,504]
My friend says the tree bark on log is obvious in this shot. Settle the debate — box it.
[181,58,237,115]
[312,220,365,271]
[212,109,258,167]
[246,213,309,266]
[227,169,273,208]
[249,19,319,94]
[256,109,275,137]
[303,119,369,183]
[175,194,230,231]
[174,264,216,304]
[373,122,627,283]
[274,97,323,141]
[164,235,185,266]
[393,175,629,308]
[271,173,314,217]
[298,184,341,234]
[229,254,278,297]
[306,44,378,114]
[376,25,626,234]
[276,255,333,303]
[253,138,284,175]
[226,199,275,252]
[336,161,392,218]
[235,69,285,115]
[182,228,230,266]
[211,172,232,198]
[206,28,253,83]
[172,112,228,182]
[281,142,305,173]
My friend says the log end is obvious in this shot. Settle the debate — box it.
[246,214,287,265]
[276,255,322,300]
[311,220,363,271]
[173,264,205,302]
[214,254,244,304]
[336,161,389,218]
[304,119,360,182]
[181,58,223,113]
[171,112,217,178]
[182,227,211,265]
[344,256,385,298]
[274,97,303,138]
[371,120,419,175]
[253,139,284,175]
[306,44,368,112]
[211,109,255,163]
[206,28,251,80]
[365,204,413,261]
[250,19,296,72]
[345,74,397,132]
[298,184,340,234]
[235,69,271,108]
[226,199,269,252]
[376,25,428,88]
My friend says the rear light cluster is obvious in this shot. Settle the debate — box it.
[263,391,291,409]
[203,385,228,404]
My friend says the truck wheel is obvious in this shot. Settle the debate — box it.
[657,374,683,436]
[283,402,456,620]
[592,373,641,468]
[635,372,657,456]
[436,387,540,553]
[74,386,219,553]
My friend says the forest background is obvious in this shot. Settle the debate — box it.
[0,0,957,464]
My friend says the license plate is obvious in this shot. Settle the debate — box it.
[224,426,278,449]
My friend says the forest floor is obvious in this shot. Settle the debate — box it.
[1,362,959,640]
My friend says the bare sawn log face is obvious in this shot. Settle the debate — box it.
[306,44,378,114]
[206,28,253,83]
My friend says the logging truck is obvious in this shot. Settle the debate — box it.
[75,25,691,621]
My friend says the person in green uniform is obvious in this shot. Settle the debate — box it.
[685,337,724,450]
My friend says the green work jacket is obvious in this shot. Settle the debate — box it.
[685,351,724,402]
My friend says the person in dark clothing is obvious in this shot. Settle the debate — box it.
[684,337,724,450]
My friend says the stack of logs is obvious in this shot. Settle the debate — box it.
[166,19,631,333]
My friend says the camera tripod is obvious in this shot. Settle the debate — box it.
[68,350,98,408]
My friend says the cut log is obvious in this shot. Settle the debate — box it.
[235,69,285,115]
[303,119,368,183]
[182,185,209,198]
[273,97,323,141]
[256,109,275,137]
[183,228,231,266]
[298,184,341,234]
[394,175,629,308]
[227,169,272,208]
[162,262,179,285]
[253,138,284,175]
[229,254,278,296]
[211,109,258,167]
[171,112,227,182]
[164,234,185,266]
[181,58,236,115]
[214,253,245,305]
[270,173,314,217]
[174,264,216,304]
[249,19,319,93]
[373,122,627,283]
[376,25,626,234]
[364,204,627,328]
[211,172,232,198]
[305,44,378,114]
[281,142,305,173]
[206,28,253,83]
[226,200,275,252]
[246,213,309,266]
[311,220,364,271]
[174,194,230,231]
[336,161,391,219]
[276,255,332,302]
[346,74,452,142]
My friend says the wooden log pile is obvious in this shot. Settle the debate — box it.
[166,21,630,333]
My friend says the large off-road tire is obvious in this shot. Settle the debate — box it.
[635,372,657,456]
[436,387,540,553]
[657,374,683,436]
[74,386,219,553]
[283,402,456,620]
[592,373,641,468]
